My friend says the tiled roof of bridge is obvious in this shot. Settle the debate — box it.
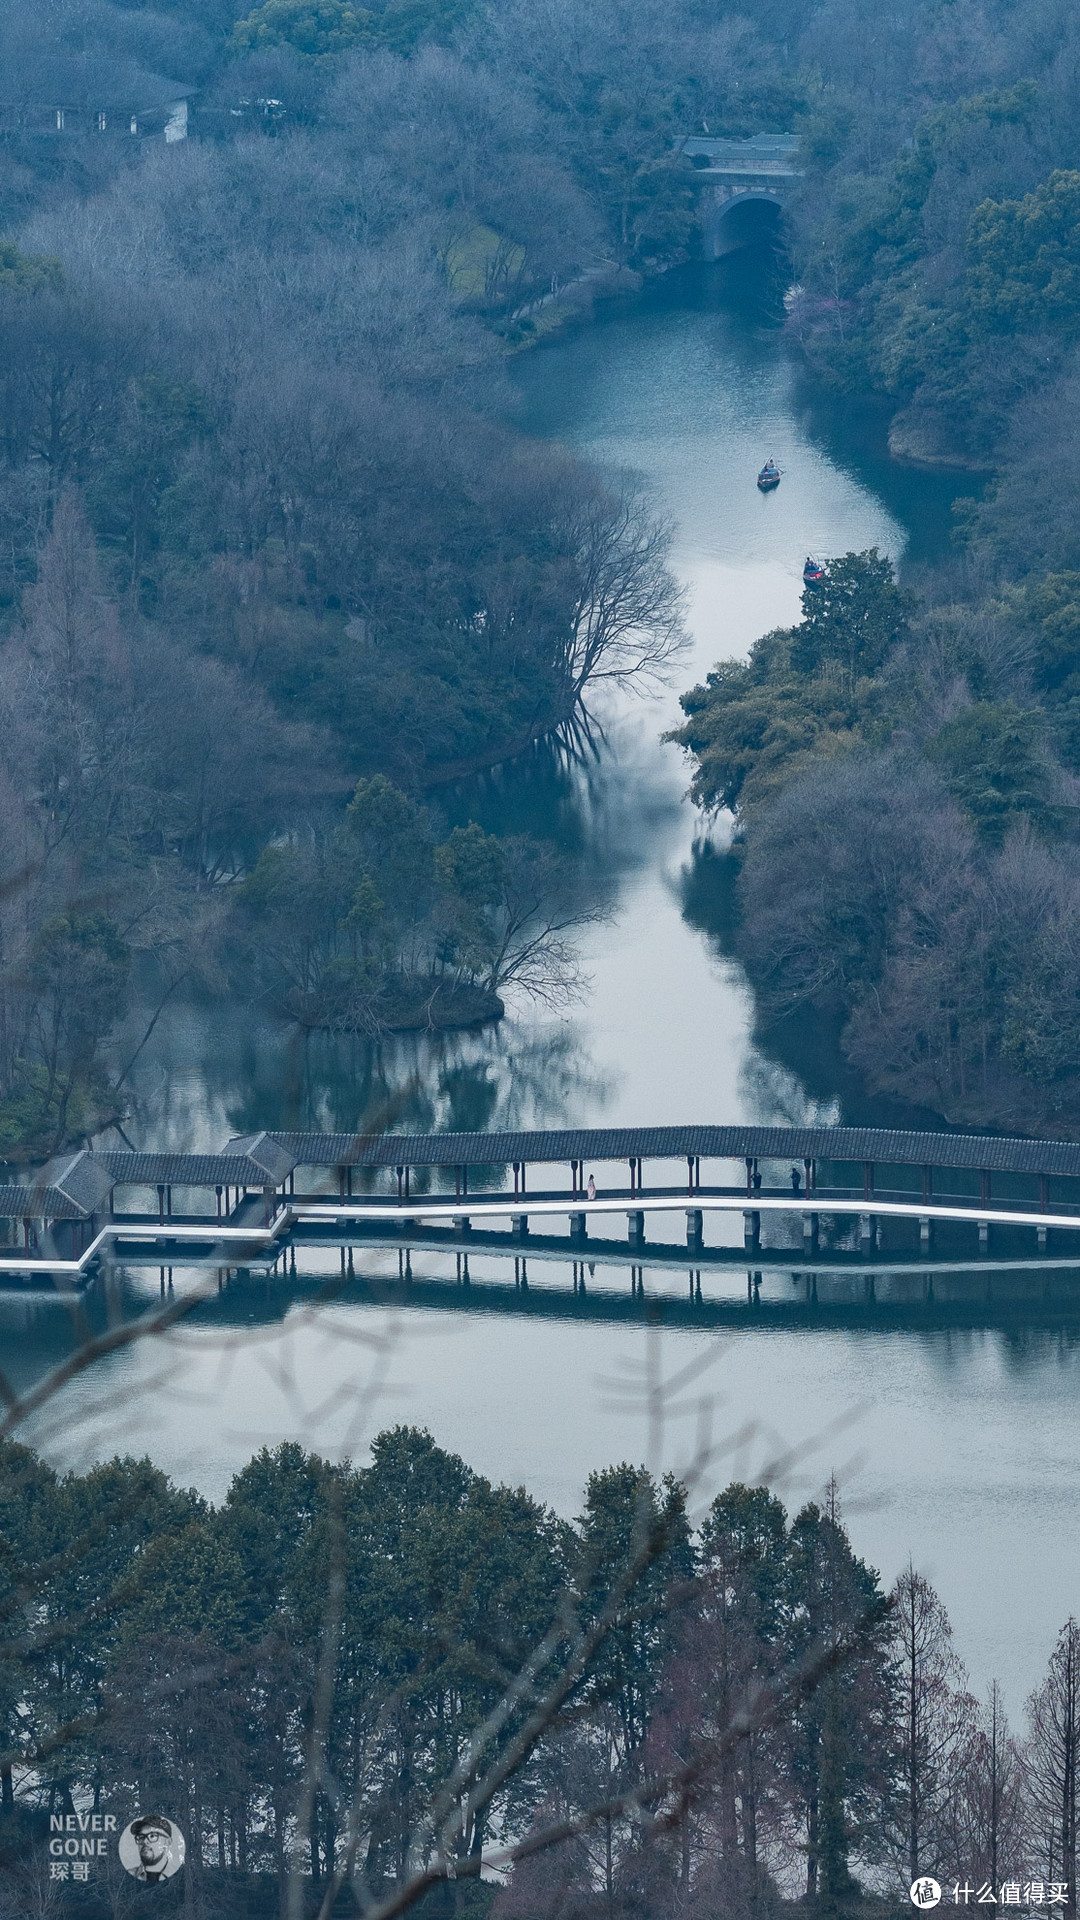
[98,1152,287,1188]
[258,1126,1080,1178]
[4,1125,1080,1222]
[222,1133,298,1184]
[0,1185,86,1220]
[45,1151,115,1214]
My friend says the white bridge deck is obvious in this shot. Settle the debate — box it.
[7,1187,1080,1280]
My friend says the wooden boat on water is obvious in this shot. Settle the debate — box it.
[803,556,825,585]
[757,460,781,491]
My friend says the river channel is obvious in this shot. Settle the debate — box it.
[6,257,1079,1710]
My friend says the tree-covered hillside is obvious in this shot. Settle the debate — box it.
[6,0,1080,1142]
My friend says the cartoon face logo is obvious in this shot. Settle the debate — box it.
[910,1879,942,1910]
[118,1816,185,1883]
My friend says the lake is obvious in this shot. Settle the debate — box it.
[13,256,1072,1715]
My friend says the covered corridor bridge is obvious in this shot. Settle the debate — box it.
[4,1123,1080,1277]
[261,1123,1080,1253]
[264,1122,1080,1199]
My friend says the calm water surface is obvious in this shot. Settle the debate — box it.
[11,262,1075,1710]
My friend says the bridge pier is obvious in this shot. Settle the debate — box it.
[452,1214,472,1237]
[803,1211,819,1250]
[570,1212,587,1246]
[1038,1223,1048,1252]
[919,1216,934,1253]
[511,1214,528,1241]
[686,1208,703,1251]
[859,1214,876,1255]
[744,1210,761,1251]
[627,1210,645,1248]
[978,1219,990,1254]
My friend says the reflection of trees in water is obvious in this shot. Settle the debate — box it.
[440,729,592,846]
[336,1018,616,1147]
[677,835,739,951]
[439,717,663,902]
[109,711,666,1148]
[738,1050,841,1130]
[677,835,837,1126]
[677,835,949,1131]
[117,999,614,1152]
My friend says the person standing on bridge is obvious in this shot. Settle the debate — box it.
[587,1175,596,1200]
[791,1166,801,1193]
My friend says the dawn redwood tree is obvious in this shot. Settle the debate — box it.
[891,1564,974,1886]
[16,491,135,865]
[576,1467,695,1778]
[571,1466,694,1909]
[950,1681,1027,1900]
[1025,1619,1080,1915]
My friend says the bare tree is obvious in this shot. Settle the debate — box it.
[549,471,688,705]
[1025,1619,1080,1917]
[948,1682,1027,1907]
[890,1563,975,1887]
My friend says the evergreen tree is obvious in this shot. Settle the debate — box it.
[782,1489,895,1908]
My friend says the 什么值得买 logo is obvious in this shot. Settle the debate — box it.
[911,1879,942,1909]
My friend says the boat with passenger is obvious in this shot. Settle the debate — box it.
[803,556,825,585]
[757,459,781,491]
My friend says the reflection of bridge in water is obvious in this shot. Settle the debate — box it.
[55,1234,1080,1337]
[9,1124,1080,1303]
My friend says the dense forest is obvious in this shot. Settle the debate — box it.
[4,0,1080,1145]
[663,3,1080,1131]
[669,549,1080,1127]
[0,0,708,1155]
[0,1425,1074,1918]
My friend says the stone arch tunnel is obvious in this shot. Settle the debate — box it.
[682,133,801,262]
[701,187,786,260]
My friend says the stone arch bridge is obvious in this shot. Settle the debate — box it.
[682,133,802,260]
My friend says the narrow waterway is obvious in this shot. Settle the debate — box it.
[108,260,962,1144]
[11,258,1079,1711]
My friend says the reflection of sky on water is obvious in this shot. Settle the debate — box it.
[114,262,911,1152]
[9,1251,1080,1712]
[48,264,1068,1712]
[514,287,906,690]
